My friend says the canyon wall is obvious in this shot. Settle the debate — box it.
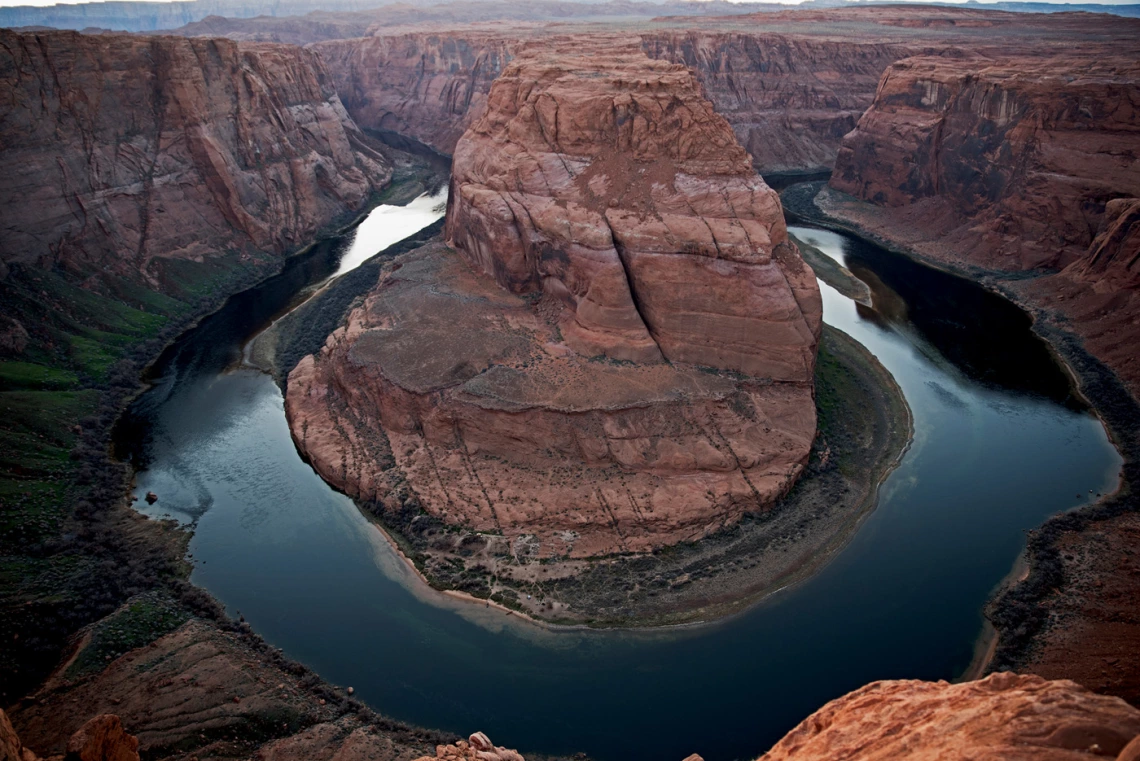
[0,30,391,292]
[824,52,1140,394]
[313,29,912,173]
[287,42,820,559]
[830,54,1140,272]
[640,32,911,173]
[313,33,515,154]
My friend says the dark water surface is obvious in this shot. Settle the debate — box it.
[115,209,1121,761]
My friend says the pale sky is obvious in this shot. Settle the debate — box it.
[1,0,1135,8]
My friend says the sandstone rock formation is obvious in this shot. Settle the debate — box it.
[312,8,1138,176]
[1,709,140,761]
[0,30,391,292]
[287,43,820,558]
[821,51,1140,396]
[446,41,820,376]
[758,673,1140,761]
[640,32,909,173]
[830,54,1140,272]
[314,27,911,173]
[415,733,523,761]
[314,32,515,154]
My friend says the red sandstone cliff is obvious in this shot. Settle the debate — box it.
[310,8,1137,174]
[0,30,391,292]
[830,54,1140,272]
[313,28,912,172]
[639,32,910,173]
[313,32,514,154]
[822,52,1140,395]
[286,42,820,559]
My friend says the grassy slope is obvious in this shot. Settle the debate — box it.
[0,249,270,702]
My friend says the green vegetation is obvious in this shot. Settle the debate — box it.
[64,590,190,680]
[0,245,274,702]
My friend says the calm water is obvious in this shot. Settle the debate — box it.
[116,209,1121,761]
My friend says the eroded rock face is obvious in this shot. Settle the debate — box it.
[446,41,821,377]
[0,30,390,291]
[823,52,1140,395]
[640,32,910,174]
[830,54,1140,272]
[759,673,1140,761]
[287,242,817,558]
[1,708,140,761]
[313,33,514,155]
[314,28,909,174]
[287,44,820,558]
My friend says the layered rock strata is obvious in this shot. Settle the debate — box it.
[312,8,1138,174]
[640,32,910,173]
[445,42,821,376]
[287,45,820,558]
[0,30,391,291]
[313,29,911,172]
[823,53,1140,395]
[313,33,515,155]
[830,54,1140,272]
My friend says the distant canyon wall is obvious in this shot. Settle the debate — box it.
[0,29,390,292]
[830,54,1140,272]
[825,52,1140,392]
[313,31,915,173]
[640,32,913,173]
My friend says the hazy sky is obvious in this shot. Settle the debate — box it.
[1,0,1135,8]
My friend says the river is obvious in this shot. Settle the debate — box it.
[113,196,1121,761]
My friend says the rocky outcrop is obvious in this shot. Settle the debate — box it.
[830,54,1140,272]
[62,716,139,761]
[415,733,523,761]
[0,30,390,292]
[287,43,820,559]
[1,709,139,761]
[446,41,820,376]
[758,673,1140,761]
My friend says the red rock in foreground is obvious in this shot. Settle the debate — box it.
[413,675,1140,761]
[415,732,523,761]
[2,708,140,761]
[759,673,1140,761]
[287,42,820,558]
